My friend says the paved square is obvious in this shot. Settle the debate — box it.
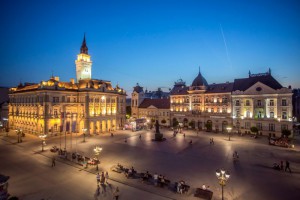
[1,129,300,200]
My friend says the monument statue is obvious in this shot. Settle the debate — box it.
[154,120,164,141]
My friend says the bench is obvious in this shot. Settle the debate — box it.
[194,188,213,200]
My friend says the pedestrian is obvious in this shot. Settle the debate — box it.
[212,138,214,145]
[97,184,100,196]
[209,138,212,145]
[183,133,185,138]
[285,160,292,173]
[105,171,109,184]
[52,157,56,167]
[101,172,105,184]
[113,187,120,200]
[139,134,141,140]
[124,138,127,143]
[96,173,100,185]
[153,172,158,186]
[280,160,284,171]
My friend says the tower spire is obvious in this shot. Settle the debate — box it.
[80,33,88,54]
[199,66,201,74]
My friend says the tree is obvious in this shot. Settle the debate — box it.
[161,119,166,125]
[188,121,195,129]
[126,106,131,119]
[205,123,212,132]
[172,118,179,128]
[281,129,291,137]
[250,127,259,135]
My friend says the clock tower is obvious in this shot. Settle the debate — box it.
[75,34,92,82]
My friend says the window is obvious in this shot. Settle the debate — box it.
[235,100,240,106]
[281,124,288,131]
[245,100,250,106]
[269,124,275,132]
[217,108,220,113]
[206,107,208,112]
[256,123,262,130]
[236,110,240,117]
[245,122,251,129]
[54,124,58,131]
[282,99,287,106]
[257,111,262,118]
[246,111,250,118]
[270,112,274,118]
[54,109,58,116]
[270,100,274,106]
[222,97,228,103]
[52,97,59,103]
[282,112,287,119]
[67,97,70,103]
[257,100,262,106]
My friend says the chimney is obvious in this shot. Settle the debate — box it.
[70,78,75,84]
[54,76,59,81]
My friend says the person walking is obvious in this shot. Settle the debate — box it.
[113,187,120,200]
[211,138,214,145]
[105,171,109,184]
[285,160,292,173]
[96,173,100,185]
[52,157,56,167]
[280,160,284,171]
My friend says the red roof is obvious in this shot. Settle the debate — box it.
[138,99,170,109]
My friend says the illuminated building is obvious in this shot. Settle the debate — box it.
[170,71,233,132]
[8,36,126,135]
[232,69,293,137]
[170,69,293,137]
[131,84,170,126]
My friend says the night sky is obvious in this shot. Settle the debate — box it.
[1,0,300,95]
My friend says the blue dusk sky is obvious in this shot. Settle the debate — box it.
[0,0,300,95]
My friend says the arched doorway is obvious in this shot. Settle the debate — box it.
[206,120,212,132]
[222,121,228,133]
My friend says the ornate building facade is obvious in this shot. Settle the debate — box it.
[170,72,233,132]
[8,36,126,135]
[170,69,293,137]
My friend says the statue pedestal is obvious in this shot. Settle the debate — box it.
[152,132,166,142]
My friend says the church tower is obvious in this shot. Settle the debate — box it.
[75,34,92,82]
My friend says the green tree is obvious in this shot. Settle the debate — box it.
[281,129,291,137]
[188,121,195,129]
[250,126,259,135]
[205,123,212,132]
[172,118,179,128]
[161,119,166,125]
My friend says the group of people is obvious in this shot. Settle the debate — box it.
[125,166,136,177]
[96,171,109,185]
[95,172,120,200]
[273,160,292,173]
[153,173,168,187]
[177,180,189,194]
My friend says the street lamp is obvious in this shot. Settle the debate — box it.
[39,134,47,152]
[216,169,230,200]
[93,146,102,171]
[226,126,232,141]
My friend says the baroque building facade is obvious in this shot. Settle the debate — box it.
[131,84,170,126]
[8,36,126,135]
[169,69,293,137]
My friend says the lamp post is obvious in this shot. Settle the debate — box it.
[39,134,47,152]
[216,169,230,200]
[93,146,102,171]
[226,126,232,141]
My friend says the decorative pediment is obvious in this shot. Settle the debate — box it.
[243,81,276,95]
[147,105,158,109]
